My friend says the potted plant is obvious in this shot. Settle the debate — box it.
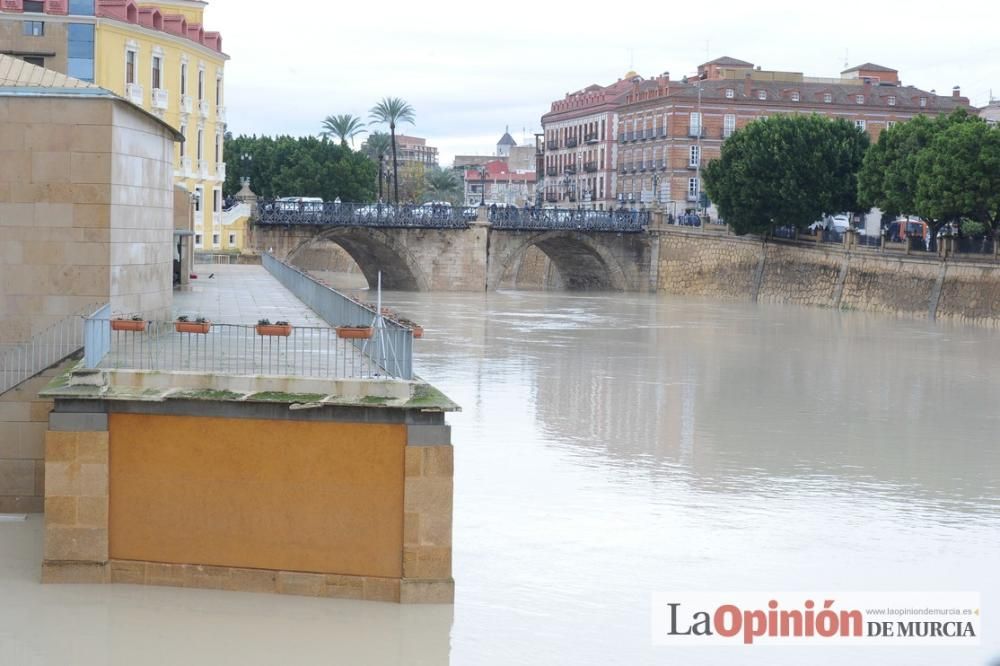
[111,314,146,332]
[175,315,212,334]
[256,319,292,337]
[336,323,373,339]
[397,317,424,339]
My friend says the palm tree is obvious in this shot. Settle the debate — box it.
[320,114,367,147]
[369,97,415,205]
[424,167,462,205]
[363,131,393,201]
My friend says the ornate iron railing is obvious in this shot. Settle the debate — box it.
[256,201,475,229]
[487,207,649,232]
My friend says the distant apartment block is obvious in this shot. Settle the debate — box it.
[393,134,439,167]
[541,57,972,211]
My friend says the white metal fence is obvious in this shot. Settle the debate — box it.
[0,304,103,395]
[85,319,390,379]
[262,253,414,380]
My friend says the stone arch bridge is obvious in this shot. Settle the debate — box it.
[248,203,658,292]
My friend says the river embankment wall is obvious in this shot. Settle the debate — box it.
[654,227,1000,326]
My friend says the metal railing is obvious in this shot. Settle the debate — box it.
[1,304,102,395]
[86,319,387,380]
[263,253,413,379]
[565,137,579,148]
[487,207,649,232]
[257,201,475,228]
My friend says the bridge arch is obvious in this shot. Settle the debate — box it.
[286,227,431,291]
[491,231,634,291]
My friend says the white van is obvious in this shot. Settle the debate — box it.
[276,196,324,213]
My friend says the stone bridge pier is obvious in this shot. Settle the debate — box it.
[248,221,656,292]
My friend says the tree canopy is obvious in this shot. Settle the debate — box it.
[857,109,1000,232]
[703,114,869,235]
[320,114,367,147]
[223,134,376,201]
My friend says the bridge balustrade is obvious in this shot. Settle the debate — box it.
[257,201,476,229]
[487,207,649,233]
[256,201,651,233]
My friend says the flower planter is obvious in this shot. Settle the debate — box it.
[411,326,424,339]
[256,324,292,337]
[336,326,373,340]
[175,321,212,334]
[111,319,146,332]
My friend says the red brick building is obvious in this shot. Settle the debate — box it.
[540,75,644,209]
[615,57,971,216]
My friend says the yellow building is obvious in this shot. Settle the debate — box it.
[0,0,227,251]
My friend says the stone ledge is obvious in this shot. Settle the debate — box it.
[49,412,108,432]
[41,561,110,584]
[407,425,452,447]
[400,578,455,604]
[99,560,415,602]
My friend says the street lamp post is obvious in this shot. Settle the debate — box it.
[377,154,385,202]
[479,165,486,206]
[239,152,252,183]
[695,78,703,215]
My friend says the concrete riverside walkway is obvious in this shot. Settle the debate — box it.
[98,264,385,379]
[175,263,331,326]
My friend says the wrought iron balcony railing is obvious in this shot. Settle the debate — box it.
[564,164,577,174]
[584,161,598,173]
[565,137,579,148]
[546,166,558,176]
[585,133,599,144]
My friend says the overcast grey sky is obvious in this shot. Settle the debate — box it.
[213,0,1000,165]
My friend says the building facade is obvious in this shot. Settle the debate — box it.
[463,159,536,207]
[614,57,971,216]
[0,0,228,249]
[393,134,439,167]
[540,75,640,209]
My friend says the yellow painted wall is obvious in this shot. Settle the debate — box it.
[220,213,248,251]
[108,414,406,578]
[93,17,226,248]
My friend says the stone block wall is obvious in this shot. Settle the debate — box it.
[0,359,75,513]
[0,96,176,342]
[657,229,761,298]
[654,227,1000,325]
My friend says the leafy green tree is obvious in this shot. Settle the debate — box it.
[320,113,367,147]
[703,114,869,235]
[369,97,415,205]
[222,134,376,201]
[424,166,463,205]
[858,109,980,232]
[915,119,1000,233]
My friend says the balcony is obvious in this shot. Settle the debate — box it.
[180,156,192,178]
[657,160,666,170]
[639,162,647,172]
[687,160,700,170]
[630,164,638,173]
[659,128,669,138]
[199,100,209,118]
[181,94,193,114]
[564,164,577,175]
[567,193,577,202]
[198,160,209,180]
[217,162,227,181]
[217,105,226,124]
[688,126,704,138]
[125,82,143,106]
[547,140,558,150]
[585,132,599,144]
[584,161,598,173]
[630,132,641,142]
[545,192,558,203]
[565,137,579,148]
[151,88,168,110]
[546,166,557,176]
[619,134,627,144]
[212,211,221,227]
[686,191,700,202]
[723,128,735,139]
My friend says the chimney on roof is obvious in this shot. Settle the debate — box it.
[744,72,752,97]
[952,86,961,98]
